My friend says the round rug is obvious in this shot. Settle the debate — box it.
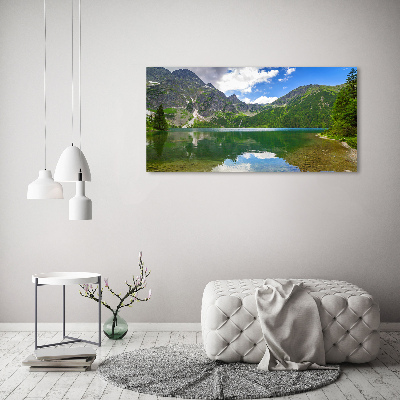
[98,344,340,399]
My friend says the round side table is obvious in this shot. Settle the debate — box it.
[32,272,102,349]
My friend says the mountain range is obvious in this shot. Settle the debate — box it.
[146,67,343,129]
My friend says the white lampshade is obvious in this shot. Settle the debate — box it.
[27,170,64,199]
[69,181,92,220]
[54,145,91,182]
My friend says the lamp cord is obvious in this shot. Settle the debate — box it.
[73,0,84,175]
[79,0,82,153]
[44,0,47,170]
[78,0,84,174]
[71,0,74,147]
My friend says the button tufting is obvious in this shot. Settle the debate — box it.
[203,278,380,364]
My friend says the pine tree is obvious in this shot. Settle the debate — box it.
[328,68,357,140]
[153,105,168,131]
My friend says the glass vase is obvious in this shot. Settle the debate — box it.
[103,312,128,340]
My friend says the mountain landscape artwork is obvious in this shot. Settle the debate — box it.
[146,67,357,172]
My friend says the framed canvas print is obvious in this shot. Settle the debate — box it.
[146,67,357,172]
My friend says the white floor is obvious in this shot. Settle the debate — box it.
[0,330,399,400]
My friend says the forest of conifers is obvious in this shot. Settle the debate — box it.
[325,68,357,148]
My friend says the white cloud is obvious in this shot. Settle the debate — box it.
[242,86,253,94]
[278,67,296,82]
[216,68,279,94]
[212,163,251,172]
[251,96,278,104]
[283,86,287,89]
[240,96,277,104]
[242,152,277,159]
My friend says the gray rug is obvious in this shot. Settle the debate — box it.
[98,344,340,399]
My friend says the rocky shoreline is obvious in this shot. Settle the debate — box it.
[317,134,357,164]
[340,141,357,164]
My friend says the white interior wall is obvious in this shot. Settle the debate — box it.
[1,0,399,323]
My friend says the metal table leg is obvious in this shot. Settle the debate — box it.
[35,277,38,350]
[98,276,102,347]
[63,285,65,338]
[34,276,102,349]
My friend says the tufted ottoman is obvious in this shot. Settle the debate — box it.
[201,279,380,364]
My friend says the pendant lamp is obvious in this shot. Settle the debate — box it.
[54,145,91,182]
[69,171,92,220]
[27,0,63,200]
[54,0,92,219]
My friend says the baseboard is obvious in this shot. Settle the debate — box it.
[0,322,398,332]
[380,322,400,332]
[0,322,202,332]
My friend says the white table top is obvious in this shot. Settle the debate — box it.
[32,272,101,285]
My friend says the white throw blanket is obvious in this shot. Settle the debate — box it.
[256,279,335,371]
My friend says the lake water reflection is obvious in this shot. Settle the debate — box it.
[146,128,356,172]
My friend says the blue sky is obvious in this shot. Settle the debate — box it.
[171,67,356,104]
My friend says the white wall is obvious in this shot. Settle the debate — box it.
[1,0,399,323]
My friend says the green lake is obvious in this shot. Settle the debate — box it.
[146,128,357,172]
